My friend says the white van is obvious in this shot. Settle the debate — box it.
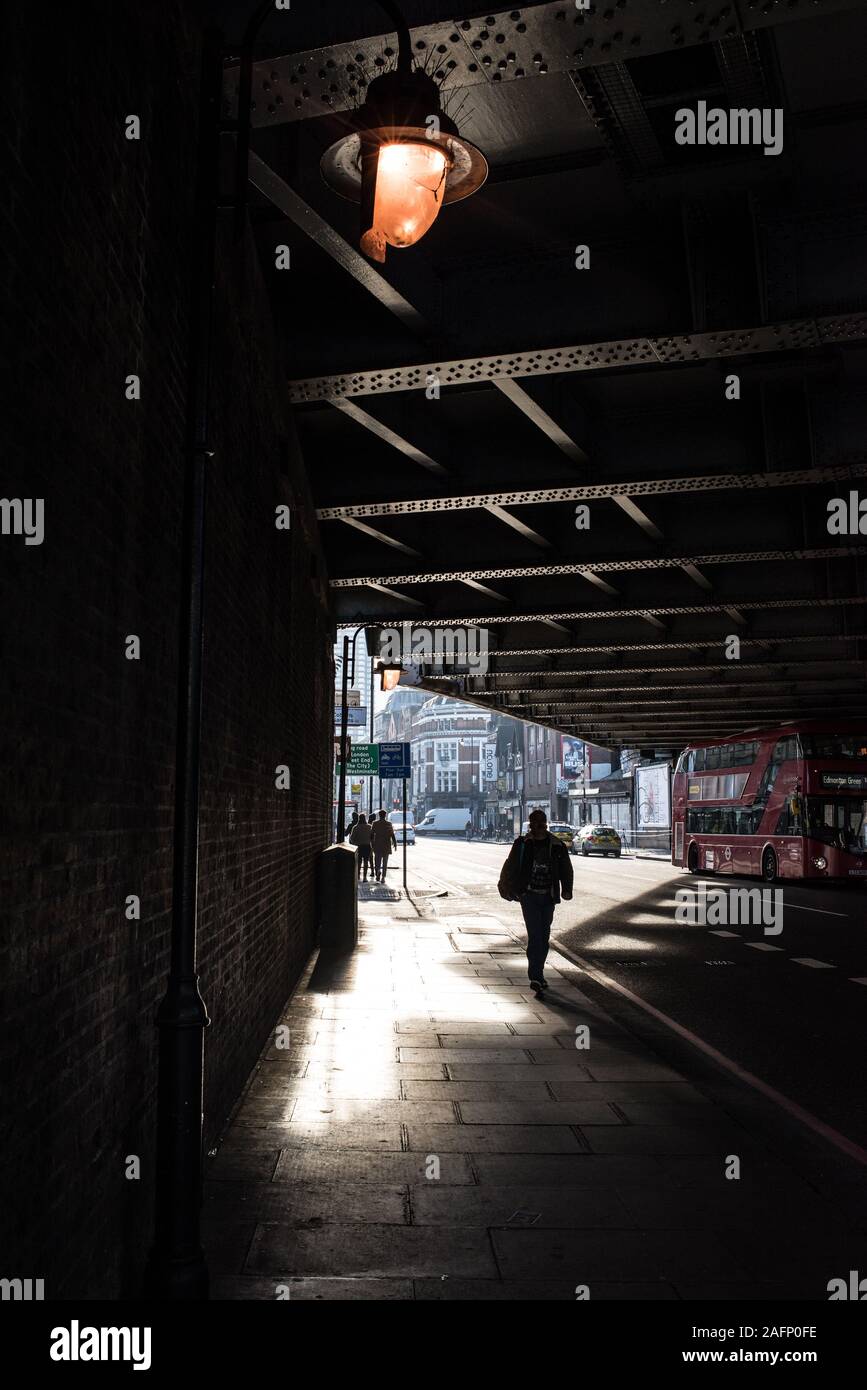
[414,807,472,836]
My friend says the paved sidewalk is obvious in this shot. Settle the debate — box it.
[203,896,862,1300]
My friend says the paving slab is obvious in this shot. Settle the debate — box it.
[262,1122,403,1150]
[288,1098,458,1125]
[444,1063,594,1082]
[579,1126,748,1156]
[204,1181,409,1226]
[245,1224,499,1279]
[456,1101,622,1126]
[271,1149,475,1185]
[491,1229,751,1283]
[202,904,867,1301]
[403,1080,559,1101]
[211,1276,413,1300]
[471,1153,670,1185]
[406,1123,584,1153]
[409,1185,634,1229]
[413,1279,678,1300]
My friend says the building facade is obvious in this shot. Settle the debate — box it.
[410,696,489,825]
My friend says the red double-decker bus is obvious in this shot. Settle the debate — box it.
[672,720,867,883]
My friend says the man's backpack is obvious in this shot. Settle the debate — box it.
[497,840,525,901]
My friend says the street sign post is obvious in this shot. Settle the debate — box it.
[378,744,411,890]
[379,742,411,778]
[339,743,379,776]
[337,743,411,890]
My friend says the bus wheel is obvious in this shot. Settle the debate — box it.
[688,843,699,875]
[762,849,778,884]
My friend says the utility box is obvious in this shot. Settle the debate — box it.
[317,843,358,951]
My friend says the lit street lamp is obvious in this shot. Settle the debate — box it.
[320,1,486,261]
[377,661,403,692]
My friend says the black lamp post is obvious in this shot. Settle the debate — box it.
[336,627,370,842]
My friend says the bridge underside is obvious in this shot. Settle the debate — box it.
[235,0,867,753]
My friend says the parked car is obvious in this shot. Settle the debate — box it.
[548,822,577,854]
[388,817,415,846]
[577,824,622,857]
[414,808,471,835]
[522,820,577,853]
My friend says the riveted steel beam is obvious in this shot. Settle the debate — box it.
[224,0,864,130]
[329,544,867,588]
[291,314,867,404]
[359,594,867,628]
[317,461,867,520]
[470,674,866,697]
[422,634,865,661]
[502,694,862,711]
[471,659,866,683]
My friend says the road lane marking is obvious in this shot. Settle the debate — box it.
[850,977,867,985]
[545,938,867,1170]
[708,930,741,938]
[746,943,785,952]
[791,957,835,969]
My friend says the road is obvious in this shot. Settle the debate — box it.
[379,835,867,1154]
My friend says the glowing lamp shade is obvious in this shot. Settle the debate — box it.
[360,142,448,262]
[378,663,403,692]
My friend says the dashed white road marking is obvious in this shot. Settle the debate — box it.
[791,957,835,969]
[708,930,741,938]
[746,943,785,952]
[849,977,867,986]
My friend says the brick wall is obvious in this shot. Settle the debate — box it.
[0,2,332,1299]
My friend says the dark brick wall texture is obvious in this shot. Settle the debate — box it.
[0,3,333,1298]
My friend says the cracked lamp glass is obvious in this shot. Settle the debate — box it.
[378,662,403,692]
[361,142,448,262]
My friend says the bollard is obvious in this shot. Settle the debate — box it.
[317,843,358,951]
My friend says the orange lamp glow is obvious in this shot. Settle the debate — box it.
[360,142,448,262]
[378,663,403,692]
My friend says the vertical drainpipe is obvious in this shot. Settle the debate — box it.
[144,27,223,1300]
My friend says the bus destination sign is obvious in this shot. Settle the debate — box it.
[821,772,867,791]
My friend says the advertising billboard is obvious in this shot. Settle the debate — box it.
[635,762,671,830]
[561,736,585,778]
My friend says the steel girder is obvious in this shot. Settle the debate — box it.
[292,315,867,405]
[317,461,867,520]
[352,594,867,627]
[329,544,867,588]
[224,0,865,130]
